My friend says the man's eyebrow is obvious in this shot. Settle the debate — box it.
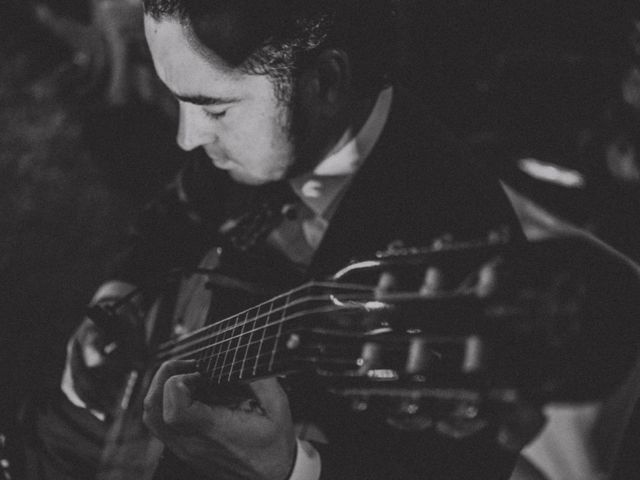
[173,93,240,106]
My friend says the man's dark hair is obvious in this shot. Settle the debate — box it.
[143,0,398,101]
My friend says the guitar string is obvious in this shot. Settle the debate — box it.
[155,289,378,359]
[155,279,376,350]
[155,287,474,362]
[155,286,421,363]
[167,320,467,384]
[241,306,256,377]
[173,291,368,362]
[156,293,330,360]
[226,310,248,383]
[156,280,374,352]
[269,292,289,373]
[169,328,426,364]
[203,331,464,381]
[174,330,411,384]
[202,339,455,385]
[155,280,312,351]
[218,304,242,385]
[167,318,468,385]
[155,302,366,363]
[252,295,274,376]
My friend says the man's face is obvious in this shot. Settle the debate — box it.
[144,16,296,185]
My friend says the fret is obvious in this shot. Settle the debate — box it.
[238,304,261,380]
[159,285,315,384]
[195,338,208,368]
[268,293,289,371]
[204,326,218,375]
[227,311,250,382]
[216,314,241,384]
[208,316,234,384]
[252,298,277,376]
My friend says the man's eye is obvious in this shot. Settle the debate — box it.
[204,110,227,120]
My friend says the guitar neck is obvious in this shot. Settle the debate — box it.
[156,291,296,386]
[153,280,371,386]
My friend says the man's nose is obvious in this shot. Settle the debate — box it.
[176,102,214,151]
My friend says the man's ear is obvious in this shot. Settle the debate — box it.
[299,49,352,117]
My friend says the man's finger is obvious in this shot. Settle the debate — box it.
[248,378,290,418]
[143,360,197,431]
[163,372,205,426]
[76,322,108,367]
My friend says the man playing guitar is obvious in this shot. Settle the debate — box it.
[22,1,541,479]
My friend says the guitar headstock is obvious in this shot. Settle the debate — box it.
[281,230,631,440]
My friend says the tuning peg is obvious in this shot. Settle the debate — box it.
[375,271,399,297]
[462,335,486,373]
[473,256,504,298]
[357,342,382,375]
[419,267,445,296]
[386,400,433,430]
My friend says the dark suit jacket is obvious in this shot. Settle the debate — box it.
[21,87,523,480]
[290,87,523,480]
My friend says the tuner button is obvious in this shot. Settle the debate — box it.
[430,234,454,251]
[350,397,369,412]
[287,334,301,350]
[173,323,188,336]
[358,342,382,375]
[387,401,433,431]
[399,400,420,415]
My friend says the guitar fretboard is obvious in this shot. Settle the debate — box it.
[154,281,372,385]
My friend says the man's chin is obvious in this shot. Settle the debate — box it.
[228,169,273,186]
[224,164,292,186]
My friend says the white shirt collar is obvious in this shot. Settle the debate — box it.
[289,86,393,218]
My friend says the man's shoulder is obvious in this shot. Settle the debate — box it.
[369,86,499,194]
[344,85,523,244]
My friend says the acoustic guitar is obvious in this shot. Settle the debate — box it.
[90,232,640,479]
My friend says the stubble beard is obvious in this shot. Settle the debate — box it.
[277,77,319,180]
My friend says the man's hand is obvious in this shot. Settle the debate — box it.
[63,285,145,416]
[143,360,297,480]
[64,314,136,415]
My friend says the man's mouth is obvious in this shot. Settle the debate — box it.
[212,158,233,170]
[205,150,233,170]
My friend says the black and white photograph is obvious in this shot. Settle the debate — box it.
[1,1,640,479]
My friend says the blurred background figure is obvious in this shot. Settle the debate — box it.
[0,3,182,472]
[31,0,174,110]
